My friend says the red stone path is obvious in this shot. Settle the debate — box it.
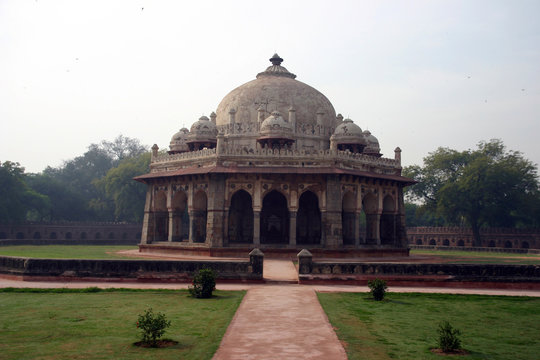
[1,258,539,360]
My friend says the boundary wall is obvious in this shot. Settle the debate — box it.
[407,227,540,250]
[0,223,141,245]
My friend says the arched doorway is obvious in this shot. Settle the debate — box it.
[153,191,168,241]
[228,190,254,244]
[362,192,378,244]
[261,190,289,244]
[297,191,321,245]
[171,191,189,241]
[342,191,356,245]
[192,191,207,243]
[380,195,396,245]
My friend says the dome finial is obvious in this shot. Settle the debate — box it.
[270,53,283,66]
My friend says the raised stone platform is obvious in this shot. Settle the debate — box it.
[139,243,410,259]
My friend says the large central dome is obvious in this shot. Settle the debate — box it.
[215,54,338,150]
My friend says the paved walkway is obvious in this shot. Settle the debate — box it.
[213,260,346,359]
[213,285,347,359]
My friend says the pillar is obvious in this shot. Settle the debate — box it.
[324,175,343,248]
[253,210,261,245]
[206,174,226,247]
[140,188,153,244]
[167,208,174,242]
[289,211,297,246]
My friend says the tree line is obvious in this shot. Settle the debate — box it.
[404,139,540,246]
[0,135,150,224]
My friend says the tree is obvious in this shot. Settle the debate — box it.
[26,174,91,221]
[404,140,540,246]
[37,135,148,222]
[0,161,49,223]
[94,152,151,222]
[98,135,147,165]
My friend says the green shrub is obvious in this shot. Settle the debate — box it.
[189,267,217,298]
[437,320,462,352]
[367,278,388,301]
[136,308,171,346]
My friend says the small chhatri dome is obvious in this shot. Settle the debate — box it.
[257,111,295,149]
[334,118,364,136]
[169,127,190,154]
[331,118,367,153]
[363,130,382,157]
[260,111,293,134]
[186,115,218,151]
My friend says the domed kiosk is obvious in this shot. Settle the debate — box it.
[135,54,414,257]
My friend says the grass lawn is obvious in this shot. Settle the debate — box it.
[318,292,540,360]
[410,249,540,265]
[0,288,244,360]
[0,245,140,259]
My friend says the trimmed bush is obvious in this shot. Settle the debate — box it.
[136,308,171,347]
[367,278,388,301]
[437,320,462,352]
[189,267,217,298]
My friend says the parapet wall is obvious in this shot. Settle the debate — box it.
[0,251,264,282]
[407,227,540,250]
[296,251,540,289]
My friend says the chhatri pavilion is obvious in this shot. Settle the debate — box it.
[135,54,414,257]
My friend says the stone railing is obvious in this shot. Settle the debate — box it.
[151,146,399,174]
[296,249,540,285]
[0,249,264,282]
[152,148,217,164]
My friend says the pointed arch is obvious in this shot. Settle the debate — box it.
[362,192,378,244]
[192,190,207,243]
[261,190,289,244]
[380,194,396,245]
[171,190,189,241]
[297,190,321,245]
[228,190,254,244]
[342,191,356,245]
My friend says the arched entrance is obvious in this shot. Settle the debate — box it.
[297,191,321,245]
[228,190,254,244]
[192,191,207,243]
[171,191,189,241]
[261,190,289,244]
[342,191,356,245]
[380,195,396,245]
[362,192,378,244]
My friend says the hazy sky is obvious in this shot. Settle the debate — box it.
[1,0,539,173]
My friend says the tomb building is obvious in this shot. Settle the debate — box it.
[135,54,414,257]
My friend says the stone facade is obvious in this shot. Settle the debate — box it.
[407,227,540,250]
[135,54,414,256]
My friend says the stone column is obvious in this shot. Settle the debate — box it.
[325,175,343,248]
[167,208,174,242]
[140,188,153,244]
[374,213,382,245]
[206,174,226,247]
[253,210,261,245]
[289,211,297,246]
[188,210,195,243]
